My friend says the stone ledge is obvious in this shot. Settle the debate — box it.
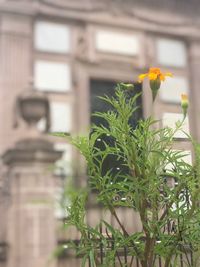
[2,138,62,165]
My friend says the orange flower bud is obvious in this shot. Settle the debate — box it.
[181,94,189,118]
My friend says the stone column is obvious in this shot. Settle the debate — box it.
[2,138,61,267]
[189,39,200,142]
[0,161,9,266]
[0,12,32,153]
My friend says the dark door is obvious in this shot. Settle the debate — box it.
[90,79,142,177]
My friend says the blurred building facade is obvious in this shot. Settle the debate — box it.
[0,0,200,266]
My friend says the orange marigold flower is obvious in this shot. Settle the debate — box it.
[138,67,173,82]
[138,67,173,101]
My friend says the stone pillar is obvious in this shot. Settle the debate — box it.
[189,40,200,142]
[0,12,32,153]
[2,138,61,267]
[0,161,9,266]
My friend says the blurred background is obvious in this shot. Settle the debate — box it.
[0,0,200,266]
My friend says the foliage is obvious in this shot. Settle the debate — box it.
[61,84,200,267]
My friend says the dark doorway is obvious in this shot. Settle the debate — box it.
[89,79,143,177]
[90,79,142,127]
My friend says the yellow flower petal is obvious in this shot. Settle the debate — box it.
[138,73,148,82]
[159,74,165,81]
[164,72,173,77]
[148,73,157,80]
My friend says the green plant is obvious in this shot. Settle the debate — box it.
[59,74,200,267]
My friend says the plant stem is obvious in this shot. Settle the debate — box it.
[108,204,142,259]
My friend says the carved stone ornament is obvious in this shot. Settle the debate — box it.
[13,84,50,135]
[75,28,89,62]
[18,91,49,127]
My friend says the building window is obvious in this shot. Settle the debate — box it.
[34,61,71,92]
[50,102,72,133]
[34,21,71,53]
[159,76,188,103]
[95,30,139,56]
[156,38,187,67]
[90,79,142,177]
[90,80,142,126]
[54,143,72,176]
[53,144,72,219]
[162,113,190,139]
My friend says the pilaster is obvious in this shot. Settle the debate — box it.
[188,40,200,142]
[0,12,33,153]
[2,138,61,267]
